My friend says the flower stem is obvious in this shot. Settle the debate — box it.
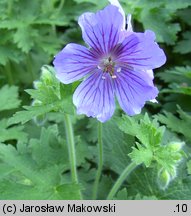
[92,121,103,199]
[64,113,78,184]
[107,162,138,200]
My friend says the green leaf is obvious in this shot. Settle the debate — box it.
[174,31,191,54]
[0,125,81,200]
[97,175,113,200]
[178,8,191,26]
[121,0,191,44]
[157,66,191,96]
[9,66,74,124]
[102,119,133,174]
[86,118,133,174]
[140,8,180,44]
[116,114,164,148]
[132,194,158,200]
[0,119,27,143]
[121,0,183,44]
[127,166,191,199]
[187,160,191,175]
[0,85,20,111]
[73,0,107,8]
[163,84,191,96]
[0,44,22,65]
[157,66,191,83]
[164,0,191,10]
[129,143,153,167]
[28,125,69,169]
[9,102,63,125]
[156,107,191,142]
[13,26,38,53]
[115,188,128,200]
[116,113,184,187]
[0,180,81,200]
[76,136,95,166]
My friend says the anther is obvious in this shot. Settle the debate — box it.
[117,67,121,73]
[112,75,117,79]
[102,76,106,79]
[97,65,101,69]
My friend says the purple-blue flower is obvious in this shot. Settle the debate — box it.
[53,2,166,122]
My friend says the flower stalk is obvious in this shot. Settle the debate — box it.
[107,161,138,200]
[64,113,78,184]
[92,121,103,199]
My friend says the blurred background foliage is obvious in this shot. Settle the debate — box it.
[0,0,191,200]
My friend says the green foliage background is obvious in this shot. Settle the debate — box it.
[0,0,191,200]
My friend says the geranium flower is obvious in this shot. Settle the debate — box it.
[53,1,166,122]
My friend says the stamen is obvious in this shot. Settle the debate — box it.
[101,56,118,79]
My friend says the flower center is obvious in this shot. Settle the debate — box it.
[103,56,115,74]
[98,56,119,79]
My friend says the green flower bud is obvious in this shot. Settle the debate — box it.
[157,168,171,190]
[33,114,47,126]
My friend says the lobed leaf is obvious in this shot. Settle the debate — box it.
[0,119,27,143]
[0,85,20,112]
[0,125,81,200]
[156,107,191,142]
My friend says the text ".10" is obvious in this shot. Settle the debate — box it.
[176,204,188,213]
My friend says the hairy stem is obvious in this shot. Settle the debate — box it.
[64,113,78,184]
[92,121,103,199]
[107,162,138,200]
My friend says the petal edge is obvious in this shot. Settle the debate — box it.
[53,43,97,84]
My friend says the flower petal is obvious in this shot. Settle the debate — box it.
[145,69,154,79]
[73,71,115,122]
[108,1,133,42]
[53,43,97,84]
[114,30,166,70]
[78,5,123,54]
[108,0,126,29]
[113,68,158,115]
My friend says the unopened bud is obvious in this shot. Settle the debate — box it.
[33,114,47,126]
[157,168,171,190]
